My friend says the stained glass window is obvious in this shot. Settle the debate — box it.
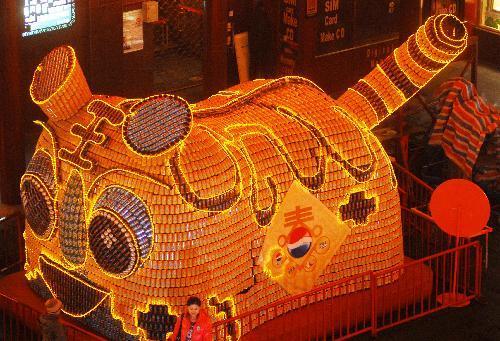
[480,0,500,31]
[494,0,500,11]
[23,0,75,37]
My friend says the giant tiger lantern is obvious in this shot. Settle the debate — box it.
[21,15,467,341]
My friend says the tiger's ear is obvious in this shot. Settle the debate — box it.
[122,94,193,157]
[30,46,92,121]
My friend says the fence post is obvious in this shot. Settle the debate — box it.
[474,244,482,299]
[370,271,377,337]
[16,211,25,267]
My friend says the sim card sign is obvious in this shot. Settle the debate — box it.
[260,181,350,294]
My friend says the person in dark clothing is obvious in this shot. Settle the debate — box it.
[249,0,274,78]
[39,298,67,341]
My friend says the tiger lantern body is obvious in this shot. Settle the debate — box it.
[21,15,467,340]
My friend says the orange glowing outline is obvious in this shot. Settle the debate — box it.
[58,99,126,170]
[207,294,241,341]
[208,90,241,99]
[29,46,77,105]
[173,125,243,213]
[87,207,141,279]
[20,173,58,241]
[392,48,424,88]
[35,254,111,318]
[415,21,467,64]
[403,37,438,73]
[134,298,179,340]
[331,106,380,174]
[58,169,88,268]
[117,98,141,112]
[88,184,156,262]
[29,148,58,192]
[375,64,408,102]
[359,77,395,114]
[192,76,326,116]
[335,187,379,228]
[361,28,466,130]
[34,120,61,183]
[121,94,193,158]
[344,88,382,126]
[86,168,172,198]
[22,17,467,338]
[433,15,467,47]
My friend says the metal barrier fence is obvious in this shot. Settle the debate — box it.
[375,243,481,335]
[158,0,204,58]
[155,0,205,95]
[392,162,433,210]
[211,162,488,340]
[210,163,489,339]
[0,293,106,341]
[0,165,489,340]
[0,208,24,277]
[213,238,482,340]
[0,239,483,341]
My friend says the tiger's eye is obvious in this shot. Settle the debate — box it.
[123,95,192,156]
[21,176,55,239]
[89,187,153,277]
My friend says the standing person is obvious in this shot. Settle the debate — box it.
[39,298,67,341]
[249,0,273,79]
[169,296,213,341]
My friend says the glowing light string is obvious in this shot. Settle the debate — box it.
[88,184,156,262]
[34,120,60,183]
[58,169,88,268]
[169,130,242,212]
[58,99,126,170]
[192,76,326,117]
[37,254,110,318]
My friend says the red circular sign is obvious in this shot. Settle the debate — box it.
[429,179,490,237]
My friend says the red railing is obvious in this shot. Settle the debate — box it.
[0,165,490,340]
[212,164,489,340]
[0,292,107,341]
[374,242,482,334]
[0,208,25,277]
[212,221,483,340]
[0,208,106,340]
[392,162,434,210]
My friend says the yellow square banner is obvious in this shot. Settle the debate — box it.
[260,181,350,294]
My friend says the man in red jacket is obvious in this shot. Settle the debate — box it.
[169,296,213,341]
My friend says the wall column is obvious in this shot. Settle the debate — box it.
[0,0,25,204]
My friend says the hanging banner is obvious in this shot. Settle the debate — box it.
[260,181,350,294]
[278,0,300,75]
[123,9,144,53]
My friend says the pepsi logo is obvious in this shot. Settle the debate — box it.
[287,227,312,258]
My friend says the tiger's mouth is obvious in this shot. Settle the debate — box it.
[38,255,110,317]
